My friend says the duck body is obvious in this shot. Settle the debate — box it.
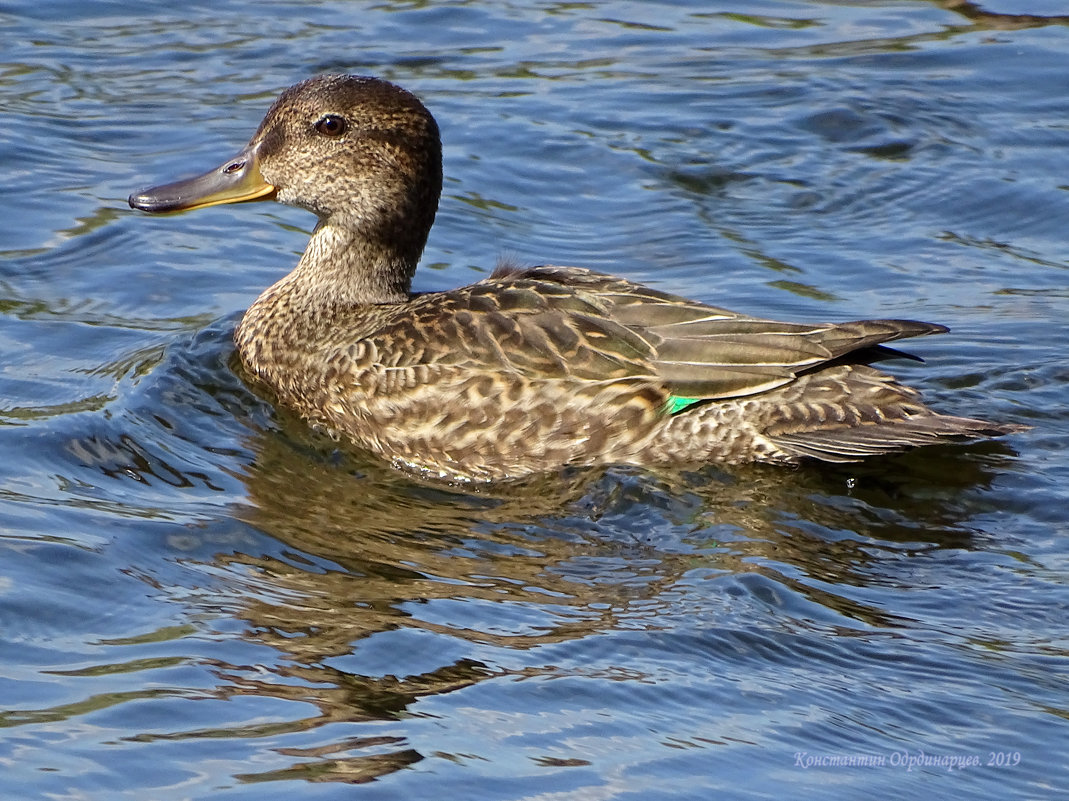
[130,74,1024,482]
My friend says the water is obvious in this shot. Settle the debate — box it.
[1,1,1067,798]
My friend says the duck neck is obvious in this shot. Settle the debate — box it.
[235,218,420,376]
[289,218,417,307]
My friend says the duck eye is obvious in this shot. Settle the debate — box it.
[314,114,347,137]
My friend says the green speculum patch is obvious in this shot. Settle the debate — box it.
[665,396,705,415]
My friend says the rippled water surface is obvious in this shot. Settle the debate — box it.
[2,1,1068,799]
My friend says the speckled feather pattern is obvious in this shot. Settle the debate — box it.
[137,75,1025,482]
[237,259,1018,480]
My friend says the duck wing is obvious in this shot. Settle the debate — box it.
[485,265,946,401]
[339,264,946,419]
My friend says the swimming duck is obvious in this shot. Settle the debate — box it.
[129,74,1024,481]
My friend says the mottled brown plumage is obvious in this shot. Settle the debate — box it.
[129,74,1026,481]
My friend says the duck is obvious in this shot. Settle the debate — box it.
[129,74,1025,482]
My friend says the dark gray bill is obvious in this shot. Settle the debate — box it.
[129,144,276,213]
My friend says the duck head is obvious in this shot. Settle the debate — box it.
[129,74,443,269]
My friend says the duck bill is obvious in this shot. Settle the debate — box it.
[128,144,276,213]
